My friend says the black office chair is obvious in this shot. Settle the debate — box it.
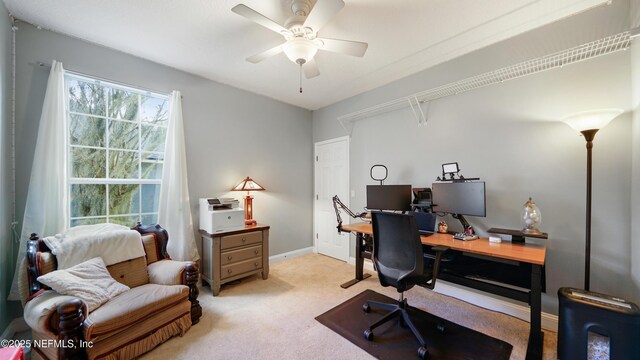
[363,212,449,359]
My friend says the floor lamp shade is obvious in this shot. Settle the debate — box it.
[562,109,622,291]
[562,109,622,132]
[232,177,265,225]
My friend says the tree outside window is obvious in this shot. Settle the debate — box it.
[67,75,168,227]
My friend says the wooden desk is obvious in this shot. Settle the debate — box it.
[340,222,546,360]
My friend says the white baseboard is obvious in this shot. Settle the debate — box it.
[269,247,314,264]
[349,257,558,331]
[0,317,28,341]
[434,281,558,331]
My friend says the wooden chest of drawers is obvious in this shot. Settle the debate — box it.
[200,224,270,296]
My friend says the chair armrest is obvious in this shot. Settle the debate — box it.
[24,291,87,334]
[147,260,194,285]
[422,246,450,290]
[431,245,449,277]
[147,260,202,325]
[431,245,449,253]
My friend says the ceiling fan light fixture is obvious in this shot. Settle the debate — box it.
[283,37,318,65]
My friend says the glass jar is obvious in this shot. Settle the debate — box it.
[522,197,542,235]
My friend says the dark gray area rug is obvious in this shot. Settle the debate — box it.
[316,289,513,360]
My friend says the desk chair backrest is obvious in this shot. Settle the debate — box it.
[371,212,425,292]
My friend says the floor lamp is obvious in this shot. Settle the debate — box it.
[232,176,265,225]
[562,109,622,291]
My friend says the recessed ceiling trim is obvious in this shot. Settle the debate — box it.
[337,30,631,135]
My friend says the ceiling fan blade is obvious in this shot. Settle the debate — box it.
[303,58,320,79]
[232,4,289,35]
[317,38,368,57]
[302,0,345,33]
[246,43,285,63]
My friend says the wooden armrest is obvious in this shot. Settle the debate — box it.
[24,293,88,359]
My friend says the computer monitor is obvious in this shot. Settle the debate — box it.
[366,185,412,211]
[431,181,486,217]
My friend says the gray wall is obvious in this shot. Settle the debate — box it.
[631,0,640,299]
[0,5,14,331]
[633,0,640,30]
[14,23,313,264]
[312,3,633,315]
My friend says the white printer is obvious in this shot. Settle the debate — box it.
[199,198,244,233]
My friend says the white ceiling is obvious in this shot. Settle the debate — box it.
[4,0,611,110]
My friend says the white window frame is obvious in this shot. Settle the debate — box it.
[65,73,169,227]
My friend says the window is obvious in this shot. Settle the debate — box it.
[66,74,168,227]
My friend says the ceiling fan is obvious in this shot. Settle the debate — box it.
[232,0,368,83]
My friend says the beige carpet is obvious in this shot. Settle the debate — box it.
[139,253,559,360]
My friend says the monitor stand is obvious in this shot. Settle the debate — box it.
[452,213,473,234]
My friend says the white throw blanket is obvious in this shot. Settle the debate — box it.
[43,223,146,269]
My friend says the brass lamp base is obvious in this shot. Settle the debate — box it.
[523,228,544,236]
[232,176,265,228]
[243,195,256,226]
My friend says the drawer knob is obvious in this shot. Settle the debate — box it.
[254,262,259,267]
[227,255,232,260]
[227,269,233,274]
[242,238,246,242]
[254,250,259,254]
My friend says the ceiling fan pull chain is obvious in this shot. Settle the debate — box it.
[299,63,303,93]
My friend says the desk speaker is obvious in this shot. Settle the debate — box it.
[557,287,640,359]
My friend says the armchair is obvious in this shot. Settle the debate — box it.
[21,223,201,360]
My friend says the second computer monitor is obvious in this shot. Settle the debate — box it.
[432,181,486,217]
[366,185,412,211]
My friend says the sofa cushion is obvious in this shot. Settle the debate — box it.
[141,233,162,264]
[37,257,129,312]
[36,252,57,276]
[106,257,149,288]
[84,283,189,341]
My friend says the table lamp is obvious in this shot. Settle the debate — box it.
[232,176,265,225]
[562,108,622,291]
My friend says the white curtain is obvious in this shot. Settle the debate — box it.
[9,60,68,300]
[158,91,199,261]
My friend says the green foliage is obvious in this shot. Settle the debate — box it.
[68,79,167,225]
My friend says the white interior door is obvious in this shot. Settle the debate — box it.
[315,136,349,262]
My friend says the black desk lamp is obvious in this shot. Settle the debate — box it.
[562,109,622,291]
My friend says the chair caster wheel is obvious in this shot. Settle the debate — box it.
[362,303,370,313]
[417,346,429,359]
[363,329,374,341]
[437,322,446,333]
